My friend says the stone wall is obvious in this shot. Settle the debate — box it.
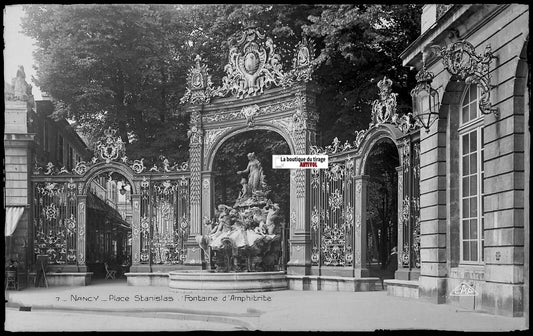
[4,100,34,273]
[403,4,529,316]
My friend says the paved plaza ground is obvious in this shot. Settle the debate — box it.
[4,279,527,332]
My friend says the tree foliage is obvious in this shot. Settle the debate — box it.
[21,4,422,188]
[303,4,422,144]
[365,141,399,268]
[22,4,193,165]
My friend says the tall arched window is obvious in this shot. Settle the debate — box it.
[459,85,485,263]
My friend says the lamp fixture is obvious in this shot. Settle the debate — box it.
[411,65,440,133]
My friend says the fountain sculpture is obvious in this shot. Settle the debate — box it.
[195,152,283,272]
[169,153,287,292]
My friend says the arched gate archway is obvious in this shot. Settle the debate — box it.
[31,128,191,282]
[30,27,422,285]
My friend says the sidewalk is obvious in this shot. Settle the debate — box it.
[4,279,527,331]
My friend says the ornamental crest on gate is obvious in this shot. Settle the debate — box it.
[288,35,317,83]
[216,24,284,99]
[96,127,125,163]
[180,55,216,105]
[180,25,317,104]
[371,77,398,125]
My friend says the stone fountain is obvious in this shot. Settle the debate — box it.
[168,152,287,292]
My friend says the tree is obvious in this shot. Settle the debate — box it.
[303,4,422,145]
[365,141,399,268]
[183,4,322,83]
[22,4,422,166]
[22,4,193,165]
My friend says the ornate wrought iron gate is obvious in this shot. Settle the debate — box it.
[138,178,190,265]
[398,137,421,271]
[309,158,356,267]
[31,128,191,270]
[307,77,422,275]
[33,181,78,265]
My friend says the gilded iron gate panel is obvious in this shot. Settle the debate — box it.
[33,181,78,264]
[310,159,355,267]
[139,177,190,264]
[399,140,421,268]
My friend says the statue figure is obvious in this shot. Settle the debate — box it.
[257,203,280,235]
[12,65,30,101]
[207,206,233,249]
[196,156,283,271]
[237,152,266,193]
[238,177,251,199]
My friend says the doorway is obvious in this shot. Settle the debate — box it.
[365,139,399,280]
[85,171,132,280]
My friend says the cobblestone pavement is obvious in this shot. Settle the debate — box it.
[4,280,527,331]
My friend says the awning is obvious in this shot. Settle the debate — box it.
[5,206,25,236]
[86,192,131,229]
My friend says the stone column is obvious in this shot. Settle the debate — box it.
[76,195,87,272]
[354,175,369,277]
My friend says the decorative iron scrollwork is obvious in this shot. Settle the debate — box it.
[432,40,498,116]
[180,26,317,103]
[180,55,217,105]
[371,77,398,125]
[33,182,77,265]
[96,127,125,163]
[214,25,285,99]
[311,77,420,156]
[283,35,317,85]
[34,127,188,175]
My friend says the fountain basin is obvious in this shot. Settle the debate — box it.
[168,270,288,292]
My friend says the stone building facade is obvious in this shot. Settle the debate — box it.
[396,4,529,317]
[4,71,91,275]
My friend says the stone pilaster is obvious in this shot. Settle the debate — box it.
[418,118,448,304]
[286,86,318,275]
[287,168,312,275]
[185,107,204,268]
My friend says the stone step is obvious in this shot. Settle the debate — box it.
[287,275,383,292]
[383,279,419,299]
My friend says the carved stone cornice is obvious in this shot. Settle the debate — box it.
[202,96,301,124]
